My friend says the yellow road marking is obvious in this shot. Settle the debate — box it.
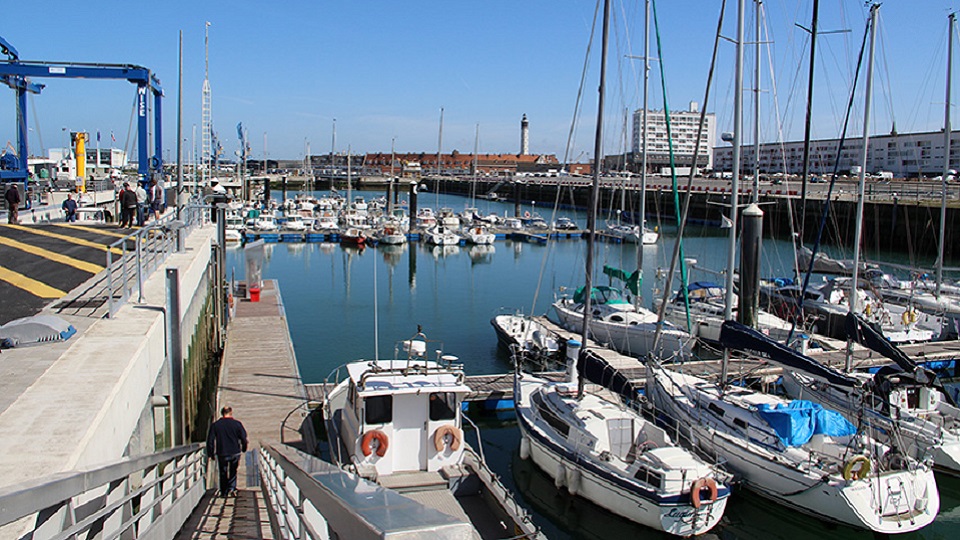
[0,265,66,298]
[1,224,122,255]
[0,236,104,274]
[53,223,128,239]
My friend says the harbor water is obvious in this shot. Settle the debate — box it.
[226,191,959,539]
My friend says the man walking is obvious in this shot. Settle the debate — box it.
[206,406,248,498]
[119,182,137,228]
[4,184,21,224]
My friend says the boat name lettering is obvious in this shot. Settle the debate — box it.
[664,507,697,520]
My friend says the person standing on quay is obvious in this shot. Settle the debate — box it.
[4,183,21,224]
[119,182,138,228]
[134,181,148,226]
[62,193,78,222]
[206,406,248,498]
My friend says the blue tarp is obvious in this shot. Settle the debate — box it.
[756,400,857,447]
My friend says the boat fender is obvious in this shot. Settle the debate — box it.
[433,424,462,452]
[519,436,531,460]
[566,466,581,496]
[902,310,917,325]
[361,430,389,457]
[554,462,567,489]
[842,455,872,481]
[863,302,872,317]
[690,477,718,509]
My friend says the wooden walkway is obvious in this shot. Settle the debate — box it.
[177,279,306,540]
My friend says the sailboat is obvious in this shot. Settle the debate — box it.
[517,2,729,535]
[780,13,960,477]
[647,3,939,533]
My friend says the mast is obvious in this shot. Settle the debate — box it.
[201,22,212,188]
[176,29,182,218]
[472,123,479,206]
[938,13,955,298]
[721,0,745,385]
[437,107,444,209]
[579,0,611,399]
[752,0,762,203]
[847,4,879,372]
[637,0,650,308]
[798,0,820,241]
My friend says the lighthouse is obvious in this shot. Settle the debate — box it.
[520,114,529,155]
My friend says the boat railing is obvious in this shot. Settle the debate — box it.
[105,203,210,318]
[0,443,206,539]
[460,443,543,540]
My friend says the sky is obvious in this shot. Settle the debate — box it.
[2,1,960,164]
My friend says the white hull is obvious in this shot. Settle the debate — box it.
[553,299,691,360]
[515,375,727,536]
[648,366,939,533]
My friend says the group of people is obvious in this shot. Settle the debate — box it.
[118,179,164,228]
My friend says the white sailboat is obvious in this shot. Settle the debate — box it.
[517,3,729,535]
[647,3,938,534]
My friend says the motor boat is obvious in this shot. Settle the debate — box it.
[321,331,543,539]
[423,224,461,246]
[490,313,561,369]
[463,225,495,245]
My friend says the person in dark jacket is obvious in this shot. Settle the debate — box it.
[206,406,248,497]
[119,182,138,228]
[62,193,78,222]
[4,184,21,224]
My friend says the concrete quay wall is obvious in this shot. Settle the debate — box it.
[0,225,218,506]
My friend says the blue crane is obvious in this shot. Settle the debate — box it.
[0,34,163,189]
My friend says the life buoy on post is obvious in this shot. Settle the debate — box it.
[433,424,462,452]
[690,477,718,509]
[843,455,872,481]
[361,430,389,457]
[901,310,917,325]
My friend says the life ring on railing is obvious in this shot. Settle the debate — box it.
[690,477,718,509]
[842,455,872,481]
[901,309,918,325]
[524,211,531,218]
[433,424,462,452]
[361,430,389,457]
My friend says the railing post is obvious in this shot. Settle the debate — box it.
[106,247,115,318]
[166,268,184,447]
[136,232,144,304]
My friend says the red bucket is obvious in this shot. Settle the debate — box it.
[249,285,261,302]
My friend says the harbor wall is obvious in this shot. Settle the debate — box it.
[421,177,958,264]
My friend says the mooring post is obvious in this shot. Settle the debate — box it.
[739,203,763,328]
[166,268,184,446]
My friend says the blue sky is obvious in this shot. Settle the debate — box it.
[1,1,959,164]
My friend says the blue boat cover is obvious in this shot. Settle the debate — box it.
[756,400,857,447]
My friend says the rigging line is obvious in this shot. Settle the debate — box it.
[874,14,898,135]
[651,0,727,356]
[531,0,602,316]
[561,0,602,168]
[788,10,872,345]
[28,92,44,156]
[124,92,137,158]
[650,3,691,333]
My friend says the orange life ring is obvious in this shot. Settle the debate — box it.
[361,430,389,457]
[690,477,718,509]
[524,211,531,218]
[433,424,462,452]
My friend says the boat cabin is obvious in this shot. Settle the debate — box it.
[339,351,471,476]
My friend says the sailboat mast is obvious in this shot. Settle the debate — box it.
[798,0,820,241]
[938,13,955,298]
[472,123,480,205]
[721,0,746,385]
[579,0,611,398]
[638,0,650,304]
[752,0,762,203]
[848,4,879,371]
[437,107,444,209]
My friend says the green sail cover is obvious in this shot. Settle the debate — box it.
[572,285,631,305]
[602,265,641,296]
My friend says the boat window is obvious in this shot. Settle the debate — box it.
[607,418,634,459]
[733,417,748,430]
[532,392,570,437]
[429,392,457,421]
[633,466,663,490]
[364,395,392,424]
[707,403,725,417]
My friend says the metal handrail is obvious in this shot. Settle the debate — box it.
[0,443,206,538]
[105,204,210,317]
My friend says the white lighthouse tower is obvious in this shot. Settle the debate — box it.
[520,114,529,155]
